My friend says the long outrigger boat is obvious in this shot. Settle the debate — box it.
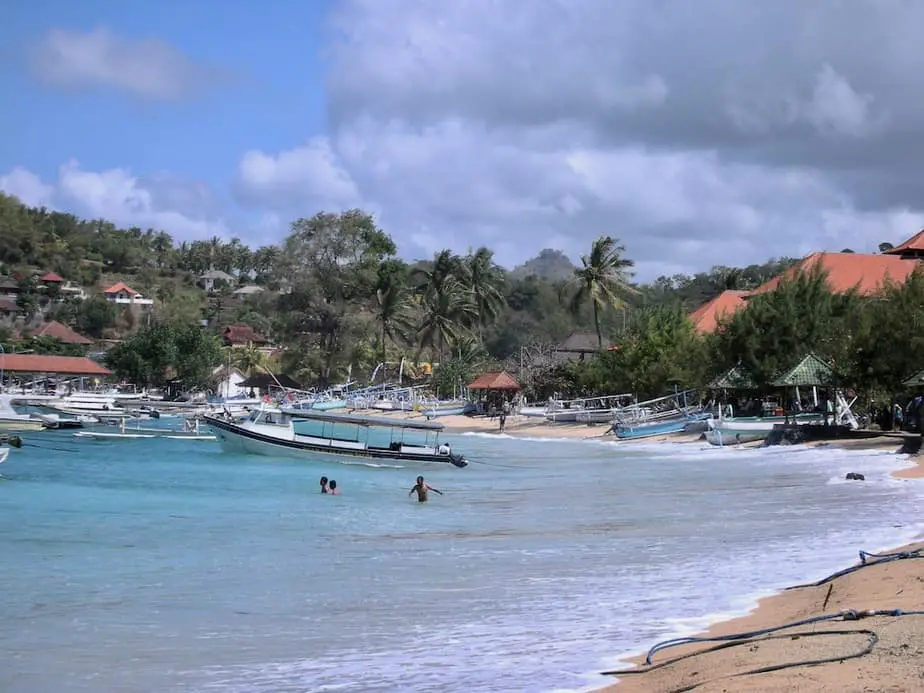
[204,408,468,467]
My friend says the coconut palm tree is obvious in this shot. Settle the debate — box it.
[465,247,506,336]
[570,235,636,348]
[373,261,416,366]
[418,277,478,363]
[232,343,268,378]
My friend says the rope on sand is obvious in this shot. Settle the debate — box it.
[785,547,924,590]
[603,609,924,692]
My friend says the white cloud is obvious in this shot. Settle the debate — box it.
[0,167,54,207]
[800,64,885,138]
[235,118,920,279]
[18,3,924,280]
[0,161,228,240]
[30,27,217,100]
[236,138,360,210]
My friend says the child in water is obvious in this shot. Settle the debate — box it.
[319,476,329,494]
[409,475,442,503]
[329,480,340,495]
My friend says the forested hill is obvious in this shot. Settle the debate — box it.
[0,190,798,377]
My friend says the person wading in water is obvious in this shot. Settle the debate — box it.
[409,476,442,503]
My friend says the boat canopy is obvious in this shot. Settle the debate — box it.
[285,408,445,431]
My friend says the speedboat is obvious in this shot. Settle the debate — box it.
[0,395,46,432]
[205,407,468,467]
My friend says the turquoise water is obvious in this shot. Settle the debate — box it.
[2,429,923,693]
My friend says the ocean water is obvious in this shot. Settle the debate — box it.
[2,429,923,693]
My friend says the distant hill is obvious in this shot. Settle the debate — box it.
[510,249,576,282]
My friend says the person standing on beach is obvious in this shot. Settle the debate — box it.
[409,475,442,502]
[498,408,507,432]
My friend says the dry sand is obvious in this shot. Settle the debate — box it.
[601,435,924,693]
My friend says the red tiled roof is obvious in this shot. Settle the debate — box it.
[0,354,110,375]
[750,252,919,296]
[103,281,140,296]
[689,290,751,334]
[0,297,18,312]
[885,230,924,254]
[223,325,267,345]
[40,271,64,282]
[28,320,92,345]
[468,371,521,390]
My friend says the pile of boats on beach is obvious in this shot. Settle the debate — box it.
[0,378,865,468]
[520,387,861,445]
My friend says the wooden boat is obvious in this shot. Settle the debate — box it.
[705,413,822,446]
[204,408,468,467]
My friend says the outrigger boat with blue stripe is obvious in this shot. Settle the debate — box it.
[204,407,468,467]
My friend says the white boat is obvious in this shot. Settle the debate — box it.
[0,447,8,464]
[204,407,468,467]
[705,414,823,446]
[0,395,46,432]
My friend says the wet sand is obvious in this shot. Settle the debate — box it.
[601,540,924,693]
[601,435,924,693]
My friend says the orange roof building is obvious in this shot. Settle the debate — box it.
[0,354,111,375]
[103,281,140,296]
[689,290,751,334]
[749,252,918,296]
[40,271,64,283]
[468,371,521,391]
[690,250,921,334]
[28,320,92,345]
[884,230,924,258]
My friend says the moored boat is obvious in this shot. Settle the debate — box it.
[0,396,46,432]
[705,413,822,446]
[205,408,468,467]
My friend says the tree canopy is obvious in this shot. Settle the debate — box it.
[3,191,919,401]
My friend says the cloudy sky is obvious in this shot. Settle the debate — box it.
[2,0,923,280]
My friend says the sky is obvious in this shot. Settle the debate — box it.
[2,0,924,281]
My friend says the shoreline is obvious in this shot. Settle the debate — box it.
[595,437,924,693]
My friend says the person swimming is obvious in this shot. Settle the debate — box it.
[409,475,442,503]
[329,480,340,495]
[320,476,329,494]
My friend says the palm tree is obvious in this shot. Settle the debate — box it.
[465,247,506,336]
[570,235,636,348]
[418,277,478,363]
[232,343,268,378]
[373,261,416,366]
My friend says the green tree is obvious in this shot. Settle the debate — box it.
[277,209,396,383]
[569,236,636,347]
[75,296,117,339]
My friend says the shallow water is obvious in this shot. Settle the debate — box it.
[1,430,921,692]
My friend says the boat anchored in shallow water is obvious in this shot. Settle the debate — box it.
[204,408,468,467]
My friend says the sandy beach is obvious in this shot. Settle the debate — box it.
[598,435,924,693]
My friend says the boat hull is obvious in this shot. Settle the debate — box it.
[614,418,689,439]
[705,415,822,446]
[203,416,467,467]
[0,418,45,432]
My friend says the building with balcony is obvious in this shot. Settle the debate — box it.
[102,281,154,307]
